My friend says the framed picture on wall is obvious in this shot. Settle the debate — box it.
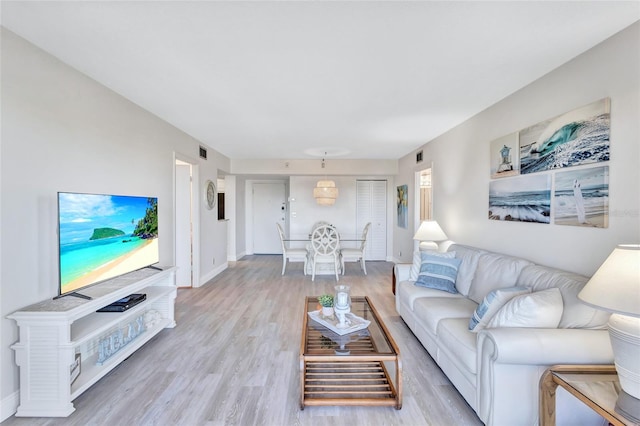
[519,98,610,174]
[490,132,519,178]
[489,174,551,224]
[554,166,609,228]
[397,185,408,229]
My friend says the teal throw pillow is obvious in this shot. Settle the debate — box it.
[415,254,462,294]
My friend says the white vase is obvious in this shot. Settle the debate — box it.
[322,306,334,317]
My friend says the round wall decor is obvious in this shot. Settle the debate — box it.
[204,179,216,210]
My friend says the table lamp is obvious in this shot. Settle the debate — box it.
[578,244,640,400]
[413,220,447,251]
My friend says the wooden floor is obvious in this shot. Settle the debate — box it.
[4,256,482,426]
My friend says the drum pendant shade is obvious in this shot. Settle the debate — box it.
[314,180,338,205]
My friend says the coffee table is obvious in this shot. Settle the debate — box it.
[300,296,402,409]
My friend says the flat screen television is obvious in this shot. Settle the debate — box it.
[57,192,159,299]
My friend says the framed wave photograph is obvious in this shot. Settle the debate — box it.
[489,174,551,224]
[554,166,609,228]
[519,98,610,175]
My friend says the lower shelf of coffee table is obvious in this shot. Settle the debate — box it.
[302,361,399,408]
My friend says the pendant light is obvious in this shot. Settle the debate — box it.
[313,156,338,205]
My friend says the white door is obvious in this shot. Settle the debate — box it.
[253,182,286,254]
[175,162,193,287]
[356,180,387,260]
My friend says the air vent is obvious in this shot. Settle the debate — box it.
[199,146,207,160]
[416,150,423,163]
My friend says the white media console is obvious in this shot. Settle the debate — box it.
[8,267,177,417]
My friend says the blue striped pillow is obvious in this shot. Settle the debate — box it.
[415,254,462,293]
[468,286,531,331]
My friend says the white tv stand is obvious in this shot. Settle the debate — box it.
[8,266,177,417]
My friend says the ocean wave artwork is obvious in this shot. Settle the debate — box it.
[489,174,551,224]
[519,98,610,174]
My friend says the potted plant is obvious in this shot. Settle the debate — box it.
[318,294,334,317]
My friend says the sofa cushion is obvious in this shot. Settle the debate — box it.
[486,288,564,329]
[414,297,478,336]
[469,286,531,331]
[397,280,463,311]
[415,254,462,293]
[468,252,533,304]
[448,244,487,296]
[438,317,478,375]
[410,250,456,281]
[516,264,610,329]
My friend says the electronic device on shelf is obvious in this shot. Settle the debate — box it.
[55,191,159,300]
[97,293,146,312]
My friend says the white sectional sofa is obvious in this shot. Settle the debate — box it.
[395,244,614,426]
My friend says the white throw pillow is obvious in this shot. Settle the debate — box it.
[410,250,456,281]
[486,288,564,329]
[469,286,531,332]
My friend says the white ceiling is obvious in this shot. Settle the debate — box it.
[2,1,639,160]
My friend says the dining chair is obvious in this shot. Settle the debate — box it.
[309,221,331,238]
[276,223,308,275]
[309,224,341,281]
[340,222,371,275]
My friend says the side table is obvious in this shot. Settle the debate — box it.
[539,364,639,426]
[392,264,396,295]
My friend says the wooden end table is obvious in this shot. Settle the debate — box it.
[300,296,402,409]
[540,364,639,426]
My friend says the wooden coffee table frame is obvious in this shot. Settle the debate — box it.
[300,296,402,409]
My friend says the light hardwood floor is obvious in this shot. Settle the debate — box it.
[4,256,482,426]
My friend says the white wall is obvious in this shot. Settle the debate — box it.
[0,29,229,418]
[289,176,395,258]
[394,23,640,276]
[231,158,397,176]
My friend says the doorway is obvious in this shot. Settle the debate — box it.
[418,168,432,223]
[252,182,286,254]
[414,166,433,240]
[174,156,200,288]
[356,180,387,260]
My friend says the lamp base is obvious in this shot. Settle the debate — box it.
[615,390,640,424]
[418,241,439,251]
[609,314,640,399]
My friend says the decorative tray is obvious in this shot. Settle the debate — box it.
[307,310,371,335]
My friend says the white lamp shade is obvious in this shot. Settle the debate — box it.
[413,220,447,242]
[578,244,640,318]
[313,180,338,205]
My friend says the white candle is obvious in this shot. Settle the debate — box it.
[337,292,348,307]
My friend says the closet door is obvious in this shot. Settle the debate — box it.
[356,180,387,260]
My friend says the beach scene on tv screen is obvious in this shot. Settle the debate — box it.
[58,193,159,294]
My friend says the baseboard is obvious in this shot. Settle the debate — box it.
[227,250,246,262]
[0,390,19,422]
[198,262,228,287]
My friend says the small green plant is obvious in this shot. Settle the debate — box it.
[318,294,334,308]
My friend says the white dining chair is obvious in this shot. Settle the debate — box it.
[276,223,308,275]
[340,222,371,275]
[309,224,341,281]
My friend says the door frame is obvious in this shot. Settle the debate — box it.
[173,152,201,287]
[414,164,433,250]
